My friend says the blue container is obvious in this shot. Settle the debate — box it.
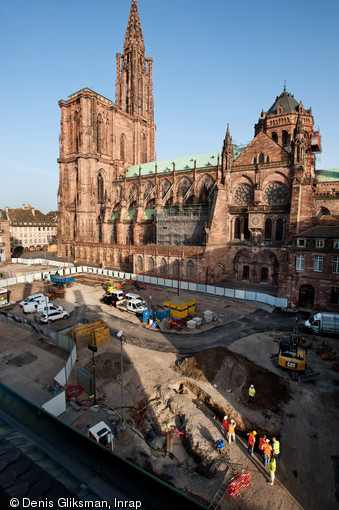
[142,309,150,323]
[151,308,170,322]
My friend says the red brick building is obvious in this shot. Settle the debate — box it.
[57,0,339,310]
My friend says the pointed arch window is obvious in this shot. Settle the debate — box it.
[97,173,104,203]
[265,218,272,240]
[272,132,278,143]
[97,114,102,153]
[259,153,265,164]
[160,258,167,274]
[282,130,289,146]
[187,260,195,277]
[138,77,143,116]
[234,218,241,239]
[120,134,126,161]
[244,217,250,240]
[110,225,117,244]
[148,257,155,272]
[173,259,179,276]
[141,134,147,164]
[137,256,143,272]
[275,218,284,241]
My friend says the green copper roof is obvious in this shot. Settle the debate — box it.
[124,147,245,179]
[315,169,339,182]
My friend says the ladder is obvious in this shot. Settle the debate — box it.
[208,467,229,510]
[209,461,243,509]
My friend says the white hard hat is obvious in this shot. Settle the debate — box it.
[250,385,254,388]
[266,439,270,442]
[224,416,227,420]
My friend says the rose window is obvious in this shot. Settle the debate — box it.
[234,184,254,205]
[264,182,287,205]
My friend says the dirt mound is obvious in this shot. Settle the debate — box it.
[84,351,131,381]
[176,346,291,414]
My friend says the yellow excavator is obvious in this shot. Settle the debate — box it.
[272,319,320,382]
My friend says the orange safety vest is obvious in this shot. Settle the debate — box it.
[228,423,235,434]
[248,433,255,446]
[259,437,265,450]
[263,443,272,456]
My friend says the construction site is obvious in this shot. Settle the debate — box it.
[0,269,338,509]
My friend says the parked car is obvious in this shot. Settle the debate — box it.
[40,309,69,323]
[20,293,47,307]
[23,301,63,314]
[107,289,124,301]
[100,293,120,307]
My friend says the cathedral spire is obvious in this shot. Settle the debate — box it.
[222,124,233,172]
[124,0,145,52]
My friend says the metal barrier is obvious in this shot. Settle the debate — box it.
[0,259,288,308]
[0,309,77,417]
[227,469,252,499]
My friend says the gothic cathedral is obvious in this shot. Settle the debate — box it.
[57,1,339,311]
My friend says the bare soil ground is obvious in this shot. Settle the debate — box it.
[1,273,338,509]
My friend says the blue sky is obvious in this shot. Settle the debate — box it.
[1,0,338,213]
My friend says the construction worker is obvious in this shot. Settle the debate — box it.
[268,454,277,485]
[228,419,236,444]
[248,384,256,404]
[258,434,266,461]
[263,439,272,467]
[222,416,228,436]
[247,430,257,456]
[272,437,280,462]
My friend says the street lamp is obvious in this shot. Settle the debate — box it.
[116,330,126,430]
[88,343,98,403]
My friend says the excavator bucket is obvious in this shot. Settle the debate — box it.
[298,367,320,383]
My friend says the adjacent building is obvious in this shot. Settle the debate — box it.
[5,205,58,254]
[0,210,11,262]
[57,0,339,310]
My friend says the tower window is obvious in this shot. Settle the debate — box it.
[234,218,241,239]
[282,130,289,146]
[265,218,272,240]
[97,173,104,202]
[275,218,284,241]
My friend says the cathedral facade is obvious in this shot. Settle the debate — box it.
[57,1,339,311]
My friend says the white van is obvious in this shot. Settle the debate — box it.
[125,292,147,306]
[23,301,63,314]
[20,293,48,307]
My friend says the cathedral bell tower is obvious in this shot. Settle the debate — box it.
[115,0,154,123]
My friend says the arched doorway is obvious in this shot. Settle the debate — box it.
[299,284,315,308]
[261,267,268,283]
[243,265,250,280]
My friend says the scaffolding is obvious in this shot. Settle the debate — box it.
[155,206,210,246]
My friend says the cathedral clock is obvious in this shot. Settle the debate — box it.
[249,214,263,229]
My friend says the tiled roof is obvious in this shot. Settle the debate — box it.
[6,208,55,226]
[45,211,58,222]
[124,147,246,179]
[266,89,309,115]
[315,169,339,182]
[296,225,339,238]
[0,434,79,502]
